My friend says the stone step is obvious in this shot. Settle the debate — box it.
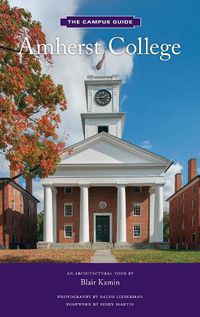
[37,242,92,249]
[91,242,114,250]
[114,243,157,250]
[37,242,169,250]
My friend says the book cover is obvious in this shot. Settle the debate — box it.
[0,1,199,316]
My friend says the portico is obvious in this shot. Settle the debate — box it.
[43,181,164,245]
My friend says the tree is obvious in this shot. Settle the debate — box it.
[0,0,68,179]
[163,211,169,242]
[37,211,44,241]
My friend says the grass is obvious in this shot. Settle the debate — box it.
[0,249,94,263]
[113,249,200,263]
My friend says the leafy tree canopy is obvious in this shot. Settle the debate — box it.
[0,0,67,178]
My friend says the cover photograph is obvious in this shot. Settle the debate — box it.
[0,0,199,316]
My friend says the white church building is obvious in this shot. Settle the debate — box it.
[41,75,172,247]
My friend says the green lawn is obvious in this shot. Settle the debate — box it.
[113,249,200,263]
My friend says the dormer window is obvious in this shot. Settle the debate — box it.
[98,126,108,133]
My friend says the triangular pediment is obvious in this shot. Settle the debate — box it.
[60,133,171,168]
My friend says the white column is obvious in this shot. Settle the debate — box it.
[52,188,57,243]
[154,185,164,242]
[117,185,127,243]
[43,185,54,243]
[79,185,90,243]
[149,187,156,242]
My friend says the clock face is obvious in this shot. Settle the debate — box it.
[95,89,111,106]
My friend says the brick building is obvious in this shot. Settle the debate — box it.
[41,75,172,247]
[168,159,200,249]
[0,170,39,249]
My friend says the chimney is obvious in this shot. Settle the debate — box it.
[10,166,19,183]
[25,177,32,194]
[188,159,197,182]
[175,173,182,192]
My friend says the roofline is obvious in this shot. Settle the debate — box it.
[57,163,169,169]
[167,175,200,201]
[63,132,172,168]
[164,161,174,173]
[0,178,40,203]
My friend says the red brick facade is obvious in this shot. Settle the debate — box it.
[169,178,200,249]
[169,159,200,250]
[0,180,38,249]
[56,186,150,243]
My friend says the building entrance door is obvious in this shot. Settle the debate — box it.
[96,215,110,242]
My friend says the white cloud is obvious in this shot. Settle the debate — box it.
[0,155,10,177]
[9,0,134,210]
[33,179,44,212]
[140,140,152,150]
[121,94,128,106]
[164,162,183,210]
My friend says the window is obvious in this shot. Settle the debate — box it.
[192,233,196,244]
[177,196,180,204]
[192,199,196,210]
[183,205,186,214]
[133,187,142,193]
[133,203,141,216]
[177,207,181,215]
[12,187,15,197]
[192,186,196,193]
[64,187,73,193]
[182,236,186,243]
[20,195,24,213]
[133,225,141,237]
[64,203,73,217]
[98,126,108,133]
[12,234,15,245]
[64,224,73,238]
[11,213,15,228]
[182,192,185,199]
[182,220,185,230]
[192,216,196,226]
[12,200,15,210]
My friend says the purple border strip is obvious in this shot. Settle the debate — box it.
[0,263,199,317]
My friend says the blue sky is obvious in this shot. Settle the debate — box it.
[78,0,200,184]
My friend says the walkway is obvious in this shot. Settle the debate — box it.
[90,249,118,263]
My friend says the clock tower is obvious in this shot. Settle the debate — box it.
[81,75,125,139]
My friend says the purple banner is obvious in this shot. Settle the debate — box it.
[60,16,141,28]
[0,263,199,317]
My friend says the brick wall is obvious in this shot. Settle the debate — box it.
[57,187,80,243]
[0,183,37,249]
[169,179,200,249]
[126,186,149,243]
[56,186,150,243]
